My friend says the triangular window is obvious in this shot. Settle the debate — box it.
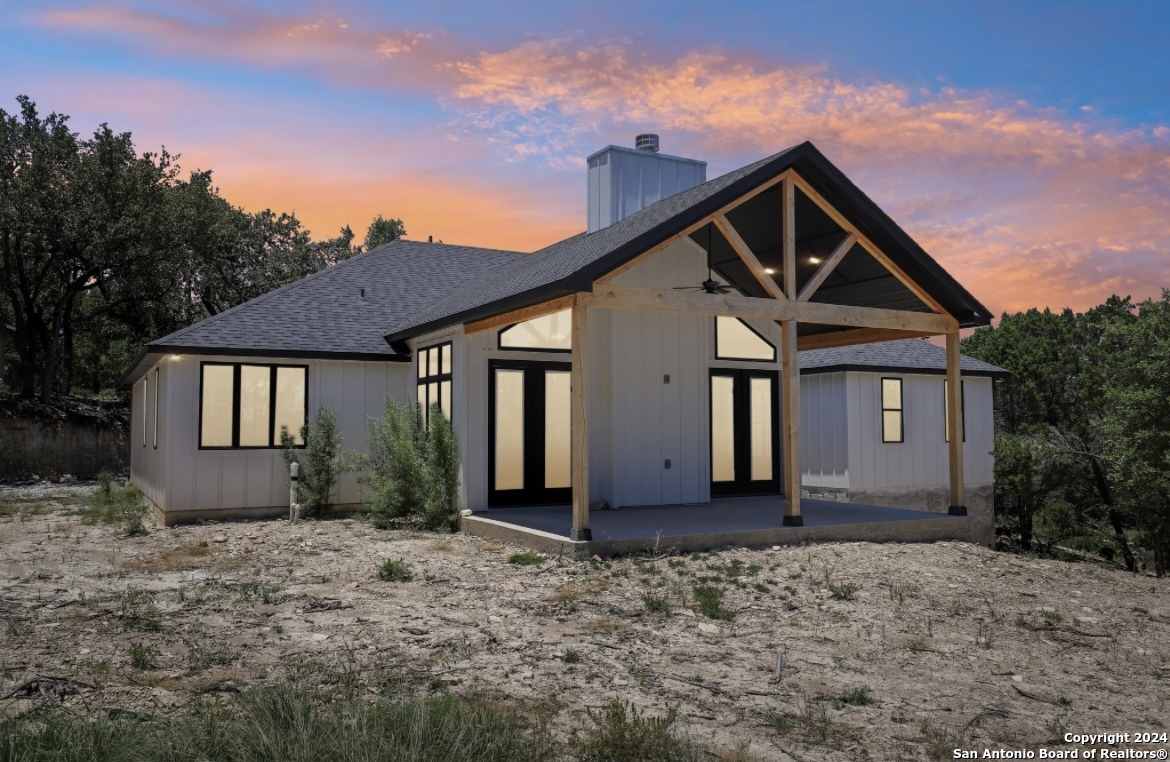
[715,317,775,362]
[499,309,572,351]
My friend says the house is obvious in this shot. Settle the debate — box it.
[121,137,1004,549]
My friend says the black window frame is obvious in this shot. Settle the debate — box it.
[416,342,453,429]
[198,362,309,450]
[153,367,159,449]
[496,311,572,353]
[880,377,904,444]
[714,316,777,363]
[944,379,966,443]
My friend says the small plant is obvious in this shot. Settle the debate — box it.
[563,649,583,665]
[829,582,859,601]
[578,700,704,761]
[836,686,876,707]
[118,588,161,631]
[773,713,795,735]
[692,585,735,620]
[508,552,545,566]
[921,718,966,761]
[282,404,345,519]
[129,642,158,670]
[642,594,671,614]
[1041,608,1063,624]
[98,469,114,496]
[377,558,413,582]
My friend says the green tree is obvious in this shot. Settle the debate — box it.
[281,405,344,519]
[363,214,406,251]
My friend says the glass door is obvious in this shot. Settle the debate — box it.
[489,360,573,506]
[710,369,780,496]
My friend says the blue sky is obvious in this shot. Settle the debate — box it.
[2,0,1168,314]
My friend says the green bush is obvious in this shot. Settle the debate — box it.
[508,552,545,566]
[377,558,413,582]
[79,477,148,533]
[578,700,706,762]
[281,405,344,519]
[692,585,735,620]
[363,397,460,531]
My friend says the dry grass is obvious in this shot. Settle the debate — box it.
[120,542,211,572]
[545,577,610,603]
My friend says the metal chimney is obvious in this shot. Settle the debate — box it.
[635,133,660,152]
[586,135,706,233]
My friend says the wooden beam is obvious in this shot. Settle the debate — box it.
[788,173,950,316]
[783,175,796,300]
[464,295,575,335]
[712,214,787,301]
[597,170,793,285]
[946,329,966,515]
[570,296,591,541]
[796,327,933,351]
[797,234,855,302]
[580,285,956,334]
[781,319,802,526]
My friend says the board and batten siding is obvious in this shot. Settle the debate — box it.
[845,372,994,489]
[158,354,410,513]
[799,371,849,490]
[129,358,167,510]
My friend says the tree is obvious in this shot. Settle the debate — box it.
[363,214,406,251]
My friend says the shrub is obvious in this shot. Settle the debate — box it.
[80,477,148,532]
[692,585,735,620]
[281,405,344,519]
[128,642,158,670]
[578,700,706,762]
[829,582,859,601]
[377,558,413,582]
[643,594,671,614]
[508,552,545,566]
[363,398,461,532]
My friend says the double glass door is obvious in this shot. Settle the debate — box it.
[710,369,781,496]
[489,360,572,506]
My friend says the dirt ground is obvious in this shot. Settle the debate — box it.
[2,485,1168,761]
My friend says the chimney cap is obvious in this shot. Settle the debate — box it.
[635,133,659,152]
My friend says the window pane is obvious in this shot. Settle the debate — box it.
[494,369,525,490]
[750,377,772,481]
[440,345,452,375]
[274,367,306,446]
[417,349,427,379]
[439,380,451,422]
[239,365,271,447]
[201,365,234,447]
[883,410,903,442]
[427,347,439,378]
[716,317,775,361]
[882,378,902,410]
[417,383,428,425]
[142,377,148,446]
[499,309,572,350]
[544,371,571,489]
[153,369,159,448]
[711,375,736,482]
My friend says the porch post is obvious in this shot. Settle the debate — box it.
[946,329,966,515]
[570,296,592,541]
[780,175,802,526]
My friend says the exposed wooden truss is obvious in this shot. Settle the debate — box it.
[713,214,787,301]
[796,327,933,351]
[797,233,856,302]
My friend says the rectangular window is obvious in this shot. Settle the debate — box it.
[417,342,453,429]
[153,368,159,449]
[881,377,903,443]
[944,379,966,442]
[199,363,307,449]
[141,377,147,448]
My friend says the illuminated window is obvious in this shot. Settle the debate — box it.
[881,378,903,444]
[199,363,307,449]
[944,379,966,442]
[715,317,776,362]
[499,309,571,351]
[417,342,453,429]
[153,368,159,449]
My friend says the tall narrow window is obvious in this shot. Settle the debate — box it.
[499,309,571,351]
[417,342,453,429]
[881,377,903,443]
[944,379,966,442]
[141,377,148,448]
[199,363,307,449]
[715,317,776,362]
[153,368,159,449]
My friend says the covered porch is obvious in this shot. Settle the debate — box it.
[462,497,970,556]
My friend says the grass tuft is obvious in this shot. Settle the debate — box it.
[692,585,735,620]
[377,558,413,582]
[508,552,545,566]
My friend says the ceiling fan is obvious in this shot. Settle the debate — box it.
[674,268,733,295]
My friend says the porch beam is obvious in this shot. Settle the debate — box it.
[946,329,966,516]
[570,295,592,541]
[463,295,576,335]
[580,285,957,334]
[712,214,787,301]
[796,234,855,302]
[781,319,802,526]
[796,327,934,351]
[597,170,793,285]
[788,173,950,316]
[783,175,797,299]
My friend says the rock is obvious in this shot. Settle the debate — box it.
[679,609,696,618]
[591,554,603,563]
[698,622,720,635]
[1075,616,1099,625]
[212,535,227,543]
[1011,674,1023,682]
[311,633,328,641]
[342,582,360,593]
[772,546,781,551]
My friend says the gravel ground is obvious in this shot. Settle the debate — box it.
[1,484,1168,760]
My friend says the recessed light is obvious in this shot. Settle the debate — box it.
[809,257,822,265]
[764,268,776,275]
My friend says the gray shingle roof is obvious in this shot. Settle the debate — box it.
[146,240,525,359]
[800,339,1009,377]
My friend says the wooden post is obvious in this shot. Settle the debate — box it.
[781,176,802,526]
[781,319,802,526]
[570,296,591,541]
[946,329,966,516]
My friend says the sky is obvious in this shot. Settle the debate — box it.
[2,0,1168,317]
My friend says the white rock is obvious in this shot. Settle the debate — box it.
[698,622,720,635]
[312,633,328,641]
[1011,674,1023,682]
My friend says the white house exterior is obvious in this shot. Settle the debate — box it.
[125,138,1002,546]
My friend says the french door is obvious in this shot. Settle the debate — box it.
[488,360,573,506]
[709,369,781,497]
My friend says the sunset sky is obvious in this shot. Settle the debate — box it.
[2,1,1168,318]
